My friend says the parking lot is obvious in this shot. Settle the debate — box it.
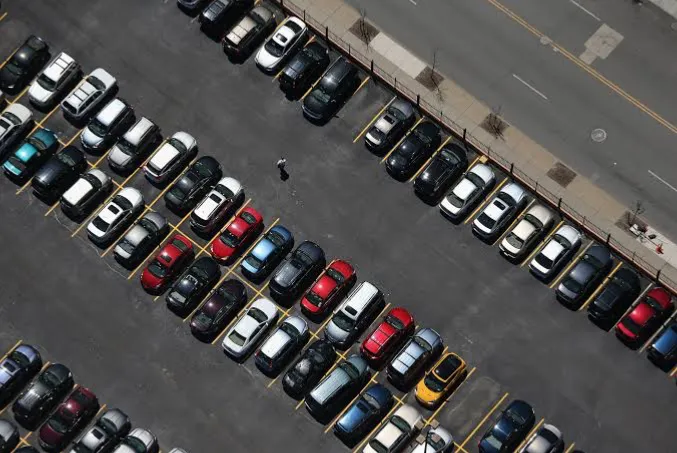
[0,0,675,452]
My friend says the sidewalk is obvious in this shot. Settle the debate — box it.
[273,0,677,289]
[647,0,677,19]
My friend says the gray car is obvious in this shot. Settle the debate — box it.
[517,423,564,453]
[556,244,613,309]
[112,428,158,453]
[113,212,169,269]
[386,327,443,391]
[0,419,19,453]
[0,344,42,406]
[70,408,131,453]
[364,98,416,154]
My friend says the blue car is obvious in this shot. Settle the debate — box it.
[479,399,535,453]
[334,383,393,447]
[3,128,58,183]
[0,344,42,406]
[240,225,294,283]
[647,322,677,371]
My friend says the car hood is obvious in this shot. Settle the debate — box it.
[0,67,20,87]
[303,92,329,116]
[81,127,104,147]
[256,48,281,69]
[108,145,132,166]
[28,82,53,102]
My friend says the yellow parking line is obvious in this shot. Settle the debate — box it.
[27,105,59,135]
[0,12,8,22]
[44,201,59,216]
[579,261,623,311]
[458,392,509,449]
[64,129,83,147]
[521,220,564,267]
[353,96,396,143]
[492,199,535,247]
[670,365,677,377]
[0,46,17,69]
[381,117,424,163]
[408,135,451,182]
[463,178,508,225]
[352,76,370,97]
[564,443,576,453]
[514,418,544,452]
[0,340,22,362]
[425,366,477,427]
[549,240,594,289]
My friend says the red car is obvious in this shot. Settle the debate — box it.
[140,234,194,293]
[300,259,356,321]
[616,287,674,347]
[38,386,100,452]
[360,307,415,366]
[210,207,263,264]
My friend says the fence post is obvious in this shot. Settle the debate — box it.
[606,233,611,244]
[582,216,586,227]
[509,163,513,175]
[656,268,662,282]
[463,128,467,143]
[557,197,562,211]
[303,9,305,21]
[394,77,397,90]
[348,43,351,56]
[370,60,374,76]
[631,251,636,263]
[281,0,283,6]
[416,94,420,107]
[325,26,329,43]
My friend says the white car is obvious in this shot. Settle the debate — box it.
[190,176,243,234]
[60,168,113,219]
[222,298,279,361]
[81,98,135,152]
[499,204,554,261]
[143,131,197,184]
[411,426,454,453]
[112,428,159,453]
[28,52,81,108]
[472,182,527,240]
[364,404,423,453]
[255,16,307,73]
[61,68,117,122]
[518,423,564,453]
[0,103,33,160]
[439,163,495,222]
[87,187,144,246]
[529,224,581,280]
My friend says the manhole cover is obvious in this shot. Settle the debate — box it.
[540,36,552,46]
[591,128,607,142]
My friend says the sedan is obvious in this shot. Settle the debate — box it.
[3,128,59,183]
[385,121,441,181]
[190,279,247,342]
[60,168,113,220]
[555,244,613,309]
[300,259,356,321]
[269,241,326,302]
[479,400,535,453]
[0,419,19,453]
[0,344,42,407]
[413,142,468,202]
[517,423,564,453]
[210,206,263,264]
[140,234,195,294]
[113,212,169,269]
[499,204,554,261]
[70,408,131,453]
[166,256,221,316]
[333,384,393,447]
[472,183,527,241]
[279,41,330,97]
[415,352,467,409]
[222,298,279,361]
[164,156,222,214]
[364,98,416,154]
[38,386,100,452]
[87,187,145,246]
[240,225,294,283]
[439,163,495,222]
[529,225,581,282]
[387,327,443,391]
[255,16,307,73]
[411,426,455,453]
[282,339,337,400]
[364,404,423,453]
[616,287,674,348]
[0,104,34,162]
[222,5,277,62]
[0,36,50,94]
[587,267,641,329]
[13,363,74,430]
[112,428,158,453]
[32,146,88,201]
[360,307,415,368]
[143,132,198,185]
[647,321,677,370]
[255,316,309,377]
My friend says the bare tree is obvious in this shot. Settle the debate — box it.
[358,9,373,46]
[628,199,647,228]
[484,106,507,138]
[430,49,443,99]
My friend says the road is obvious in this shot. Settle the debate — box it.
[347,0,677,239]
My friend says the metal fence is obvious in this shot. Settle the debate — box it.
[274,0,677,293]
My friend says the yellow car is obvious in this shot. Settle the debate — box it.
[415,352,467,409]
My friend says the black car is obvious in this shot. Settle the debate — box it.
[414,141,468,202]
[269,241,326,303]
[282,340,337,400]
[32,146,88,201]
[279,42,330,97]
[199,0,253,37]
[0,344,42,407]
[166,256,221,316]
[587,267,641,329]
[479,399,535,453]
[364,98,416,155]
[190,279,247,342]
[386,121,441,181]
[14,448,38,453]
[0,36,50,94]
[222,5,277,61]
[164,156,223,213]
[556,244,613,309]
[302,57,359,124]
[12,363,74,430]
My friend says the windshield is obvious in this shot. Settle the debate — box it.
[305,291,324,306]
[645,296,664,311]
[88,118,108,136]
[228,330,247,346]
[48,411,73,434]
[37,73,57,90]
[534,253,553,269]
[332,311,355,330]
[92,217,111,232]
[249,307,268,323]
[124,437,147,453]
[168,184,186,200]
[326,268,345,283]
[414,336,432,351]
[244,255,262,269]
[220,230,240,248]
[391,415,411,432]
[368,440,388,453]
[483,434,503,450]
[562,277,583,293]
[622,317,642,334]
[148,259,167,278]
[193,312,213,326]
[524,213,543,229]
[6,156,26,172]
[477,212,497,229]
[117,239,135,254]
[446,192,466,209]
[116,138,134,155]
[5,62,23,76]
[265,39,285,57]
[424,373,446,392]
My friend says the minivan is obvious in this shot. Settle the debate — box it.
[108,117,161,173]
[324,281,385,350]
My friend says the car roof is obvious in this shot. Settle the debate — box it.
[586,244,611,263]
[555,224,580,243]
[500,182,525,201]
[469,163,494,182]
[96,99,128,127]
[525,204,552,223]
[340,281,379,319]
[42,52,75,82]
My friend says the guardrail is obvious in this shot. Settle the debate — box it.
[273,0,677,294]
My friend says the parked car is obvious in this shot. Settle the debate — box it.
[360,307,415,368]
[60,168,113,220]
[113,212,169,269]
[282,339,337,400]
[0,36,50,94]
[143,132,197,185]
[305,355,370,424]
[12,363,74,430]
[70,408,131,453]
[364,98,416,154]
[415,352,467,409]
[222,5,277,61]
[255,316,309,377]
[479,400,535,453]
[240,225,294,283]
[414,142,468,202]
[165,156,223,214]
[387,327,443,391]
[302,57,359,124]
[269,241,326,302]
[279,41,330,97]
[210,206,263,264]
[111,428,158,453]
[386,121,441,181]
[81,98,135,153]
[3,128,58,183]
[222,298,279,361]
[647,322,677,370]
[177,0,210,14]
[0,419,19,453]
[300,259,356,321]
[32,146,88,201]
[255,16,307,73]
[555,244,613,309]
[190,279,247,342]
[61,69,117,123]
[499,204,554,262]
[38,386,100,452]
[87,187,144,246]
[325,282,385,350]
[190,176,243,234]
[199,0,253,36]
[439,163,495,222]
[334,384,393,447]
[616,287,674,347]
[107,117,161,174]
[0,344,42,407]
[140,234,195,294]
[411,426,455,453]
[529,225,582,281]
[0,103,33,162]
[364,404,423,453]
[587,267,641,329]
[472,183,527,241]
[517,423,563,453]
[28,52,81,109]
[166,256,221,316]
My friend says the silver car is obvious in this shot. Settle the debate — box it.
[518,423,564,453]
[386,327,443,391]
[112,428,158,453]
[364,98,416,153]
[70,408,131,453]
[0,419,19,453]
[411,426,454,453]
[113,212,169,268]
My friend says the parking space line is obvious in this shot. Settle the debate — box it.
[639,310,677,353]
[381,117,424,163]
[324,372,378,433]
[273,36,316,81]
[0,340,22,362]
[408,135,451,182]
[458,392,509,449]
[549,240,594,289]
[0,361,50,417]
[579,260,623,311]
[0,46,17,69]
[564,443,576,453]
[670,365,677,377]
[425,366,477,428]
[0,12,7,22]
[515,418,544,451]
[351,76,370,97]
[353,96,396,143]
[44,200,60,216]
[521,220,564,267]
[492,199,535,247]
[463,178,508,225]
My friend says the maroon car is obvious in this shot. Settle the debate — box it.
[39,386,100,452]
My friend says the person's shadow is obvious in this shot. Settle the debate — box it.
[280,168,289,181]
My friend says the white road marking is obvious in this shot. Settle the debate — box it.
[579,24,623,64]
[512,74,548,100]
[648,170,677,193]
[409,0,418,5]
[569,0,601,21]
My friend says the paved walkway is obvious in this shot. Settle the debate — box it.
[648,0,677,18]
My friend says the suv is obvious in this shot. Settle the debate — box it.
[587,267,641,329]
[189,176,244,234]
[255,316,309,377]
[302,57,358,124]
[12,363,74,430]
[165,156,224,215]
[28,52,81,109]
[413,142,468,202]
[386,327,443,391]
[108,117,161,173]
[0,104,33,162]
[472,183,527,241]
[114,212,169,269]
[81,98,135,152]
[0,35,50,94]
[325,282,385,350]
[60,168,113,220]
[70,408,131,453]
[269,241,326,302]
[222,5,277,61]
[61,69,117,123]
[279,41,330,97]
[0,344,42,407]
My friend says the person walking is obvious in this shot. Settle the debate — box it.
[276,157,289,181]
